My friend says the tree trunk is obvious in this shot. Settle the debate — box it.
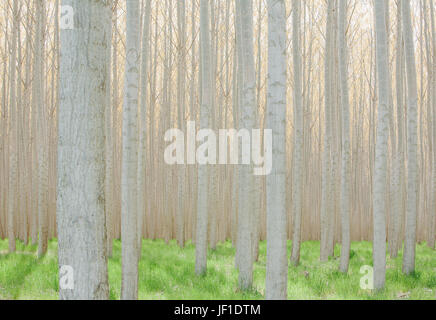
[105,0,114,259]
[121,0,140,300]
[390,0,405,258]
[176,0,186,248]
[373,0,390,290]
[195,0,212,276]
[265,0,288,300]
[290,0,303,267]
[402,0,419,274]
[320,0,334,262]
[57,0,110,300]
[36,0,48,258]
[7,0,18,253]
[338,0,351,273]
[427,0,436,250]
[236,0,256,291]
[137,0,151,258]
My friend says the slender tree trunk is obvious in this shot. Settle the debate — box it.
[236,0,256,291]
[391,0,405,258]
[320,0,334,262]
[428,0,436,250]
[327,1,338,258]
[57,0,110,300]
[402,0,419,274]
[29,0,38,245]
[176,0,186,248]
[108,0,119,256]
[23,0,33,246]
[265,0,288,300]
[234,0,243,269]
[231,23,239,249]
[7,0,18,253]
[137,0,151,258]
[195,0,211,276]
[36,0,48,258]
[0,2,9,243]
[338,0,351,273]
[121,0,140,300]
[373,0,390,290]
[251,0,263,263]
[105,1,114,258]
[290,0,303,267]
[208,0,218,251]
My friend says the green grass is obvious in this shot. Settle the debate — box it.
[0,239,435,300]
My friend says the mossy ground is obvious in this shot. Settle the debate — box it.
[0,239,435,300]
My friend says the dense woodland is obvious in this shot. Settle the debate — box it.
[0,0,435,299]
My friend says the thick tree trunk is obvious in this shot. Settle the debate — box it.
[57,0,110,300]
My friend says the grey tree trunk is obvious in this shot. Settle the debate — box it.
[391,0,405,258]
[57,0,110,300]
[373,0,390,290]
[402,0,418,275]
[195,0,211,276]
[290,0,303,267]
[36,0,48,258]
[176,0,186,248]
[105,0,114,259]
[7,0,18,253]
[338,0,351,273]
[320,0,334,262]
[137,0,151,257]
[236,0,256,291]
[121,0,140,300]
[265,0,288,300]
[429,0,436,250]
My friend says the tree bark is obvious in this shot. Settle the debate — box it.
[36,0,48,258]
[265,0,288,300]
[373,0,390,290]
[57,0,110,300]
[121,0,140,300]
[402,0,419,274]
[137,0,151,258]
[290,0,303,267]
[236,0,256,291]
[176,0,186,248]
[338,0,351,273]
[195,0,212,276]
[320,0,334,262]
[7,0,19,253]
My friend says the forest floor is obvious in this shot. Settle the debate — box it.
[0,239,435,300]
